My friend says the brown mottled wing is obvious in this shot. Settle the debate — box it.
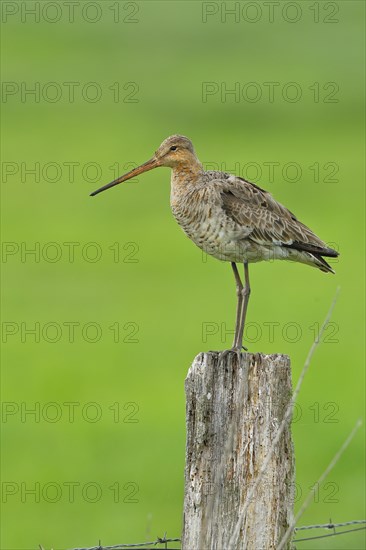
[220,177,333,254]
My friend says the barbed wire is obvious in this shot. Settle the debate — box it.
[295,519,366,531]
[65,534,181,550]
[61,519,366,550]
[292,519,366,543]
[66,520,366,549]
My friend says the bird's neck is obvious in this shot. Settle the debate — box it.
[171,159,204,192]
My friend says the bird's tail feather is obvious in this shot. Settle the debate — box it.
[283,240,339,258]
[311,254,335,274]
[283,243,339,273]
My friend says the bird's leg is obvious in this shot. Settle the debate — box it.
[235,261,251,350]
[231,262,243,350]
[220,263,245,363]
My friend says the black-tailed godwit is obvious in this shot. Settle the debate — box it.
[91,135,339,353]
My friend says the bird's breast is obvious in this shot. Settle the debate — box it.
[170,185,249,261]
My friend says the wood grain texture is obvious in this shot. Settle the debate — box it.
[182,351,295,550]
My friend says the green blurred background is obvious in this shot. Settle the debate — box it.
[1,1,365,548]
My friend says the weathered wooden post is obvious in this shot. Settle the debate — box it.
[182,351,295,550]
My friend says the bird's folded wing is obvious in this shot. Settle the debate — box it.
[219,176,328,251]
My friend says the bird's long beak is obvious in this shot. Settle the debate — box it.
[90,157,159,197]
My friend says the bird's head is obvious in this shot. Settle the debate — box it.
[90,134,198,197]
[153,135,197,167]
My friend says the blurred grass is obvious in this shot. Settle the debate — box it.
[1,1,365,549]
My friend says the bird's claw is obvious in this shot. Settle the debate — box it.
[219,346,247,365]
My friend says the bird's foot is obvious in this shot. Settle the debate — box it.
[219,345,248,365]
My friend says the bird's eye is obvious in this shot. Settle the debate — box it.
[170,146,178,151]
